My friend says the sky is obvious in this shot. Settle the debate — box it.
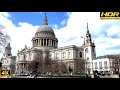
[0,12,120,58]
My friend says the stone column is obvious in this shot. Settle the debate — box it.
[68,50,69,59]
[50,39,51,46]
[33,40,35,46]
[40,39,41,46]
[32,40,34,47]
[23,63,24,73]
[38,39,39,46]
[53,40,54,47]
[43,39,44,46]
[49,39,50,46]
[54,40,55,47]
[55,40,56,47]
[35,40,36,46]
[49,39,51,46]
[20,64,22,74]
[44,39,46,46]
[19,64,21,74]
[51,40,53,47]
[56,41,58,47]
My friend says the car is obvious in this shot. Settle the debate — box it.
[101,73,105,76]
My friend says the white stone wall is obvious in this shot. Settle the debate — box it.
[93,58,110,72]
[2,56,16,68]
[50,45,81,61]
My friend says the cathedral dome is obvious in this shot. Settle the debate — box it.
[32,13,58,50]
[37,25,54,33]
[34,13,55,38]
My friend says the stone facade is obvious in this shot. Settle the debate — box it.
[15,14,96,75]
[0,43,16,74]
[1,14,96,75]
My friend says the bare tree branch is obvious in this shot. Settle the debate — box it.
[0,24,10,53]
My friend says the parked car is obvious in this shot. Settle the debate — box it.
[101,73,105,76]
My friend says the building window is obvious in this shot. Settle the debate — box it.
[55,53,58,60]
[8,54,11,56]
[94,62,98,69]
[62,52,66,59]
[104,61,108,69]
[79,52,82,58]
[24,54,26,60]
[85,48,88,53]
[87,57,89,60]
[99,62,102,69]
[41,39,43,46]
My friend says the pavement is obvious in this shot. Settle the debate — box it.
[99,75,111,78]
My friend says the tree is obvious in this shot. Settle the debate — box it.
[43,50,51,73]
[0,24,10,52]
[10,64,15,74]
[60,62,67,73]
[27,60,41,75]
[109,55,120,74]
[50,61,59,74]
[77,59,85,74]
[27,51,43,75]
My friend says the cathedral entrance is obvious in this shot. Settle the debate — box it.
[17,61,27,75]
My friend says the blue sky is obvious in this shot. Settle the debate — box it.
[1,12,120,58]
[9,12,68,28]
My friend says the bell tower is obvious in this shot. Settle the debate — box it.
[4,43,12,57]
[84,22,96,74]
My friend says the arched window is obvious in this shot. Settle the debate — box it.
[85,48,88,53]
[79,52,82,58]
[87,57,89,60]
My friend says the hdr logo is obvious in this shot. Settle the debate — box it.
[100,12,120,20]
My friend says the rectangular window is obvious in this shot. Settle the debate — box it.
[68,52,70,59]
[94,62,98,69]
[56,53,58,60]
[62,52,66,59]
[104,61,108,69]
[99,62,102,69]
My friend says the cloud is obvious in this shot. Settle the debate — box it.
[1,12,120,59]
[53,24,58,29]
[0,12,11,18]
[66,12,71,17]
[54,12,120,57]
[0,12,39,58]
[60,19,66,26]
